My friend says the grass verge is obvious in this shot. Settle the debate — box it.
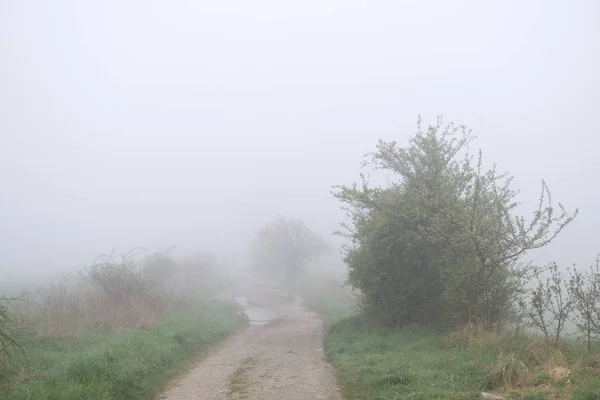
[0,299,244,400]
[297,276,600,400]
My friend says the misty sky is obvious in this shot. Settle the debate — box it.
[1,0,599,280]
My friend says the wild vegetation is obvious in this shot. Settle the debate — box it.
[299,265,600,400]
[332,116,577,329]
[295,116,600,399]
[0,248,243,400]
[234,116,600,399]
[4,115,600,399]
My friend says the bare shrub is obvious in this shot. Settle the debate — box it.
[568,255,600,354]
[0,296,26,368]
[525,263,574,342]
[81,248,191,330]
[83,248,151,304]
[7,248,194,338]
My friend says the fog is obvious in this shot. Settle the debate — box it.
[1,0,598,282]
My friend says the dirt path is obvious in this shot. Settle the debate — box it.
[158,283,342,400]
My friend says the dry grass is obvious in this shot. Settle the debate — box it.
[519,338,570,369]
[440,324,592,398]
[485,351,529,391]
[9,276,191,338]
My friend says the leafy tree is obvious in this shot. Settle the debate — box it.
[251,216,330,285]
[333,116,577,328]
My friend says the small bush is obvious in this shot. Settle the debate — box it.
[84,249,151,305]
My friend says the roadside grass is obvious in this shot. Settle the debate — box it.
[297,276,600,400]
[0,300,245,400]
[326,319,491,400]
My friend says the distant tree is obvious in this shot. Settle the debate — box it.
[142,246,177,291]
[179,251,220,291]
[333,116,577,328]
[251,216,331,285]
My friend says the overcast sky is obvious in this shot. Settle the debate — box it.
[1,0,598,280]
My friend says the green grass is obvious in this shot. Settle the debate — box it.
[0,300,245,400]
[325,319,495,400]
[296,276,600,400]
[325,318,600,400]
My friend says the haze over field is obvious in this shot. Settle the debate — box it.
[1,0,598,281]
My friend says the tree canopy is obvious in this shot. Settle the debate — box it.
[333,116,577,328]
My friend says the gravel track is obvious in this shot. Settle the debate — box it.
[159,284,341,400]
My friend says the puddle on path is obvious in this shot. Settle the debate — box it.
[234,296,276,326]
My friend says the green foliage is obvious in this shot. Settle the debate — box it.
[333,115,577,328]
[250,216,331,285]
[0,300,243,400]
